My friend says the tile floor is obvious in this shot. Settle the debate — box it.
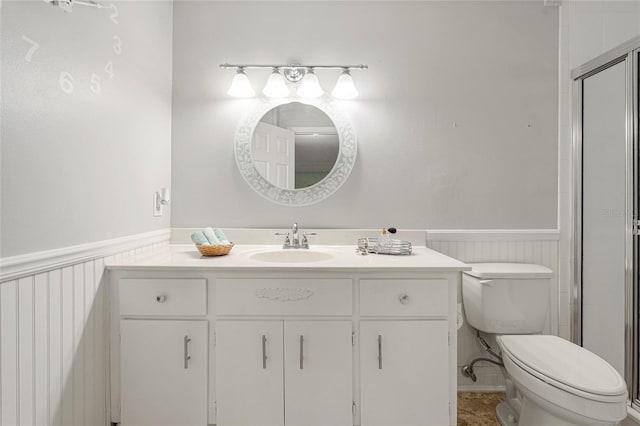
[457,392,504,426]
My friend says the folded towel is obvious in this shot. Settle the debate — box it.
[191,231,210,246]
[203,227,221,245]
[214,228,231,245]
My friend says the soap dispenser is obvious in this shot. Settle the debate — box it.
[378,228,390,251]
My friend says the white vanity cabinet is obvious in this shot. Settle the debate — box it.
[215,321,284,426]
[283,321,353,426]
[215,278,353,426]
[108,247,465,426]
[111,277,210,426]
[359,279,451,426]
[216,320,353,426]
[120,319,208,426]
[360,321,449,426]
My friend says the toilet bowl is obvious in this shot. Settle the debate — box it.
[462,263,628,426]
[498,335,627,426]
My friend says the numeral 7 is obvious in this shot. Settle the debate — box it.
[22,35,39,62]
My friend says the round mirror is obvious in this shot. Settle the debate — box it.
[235,98,357,206]
[252,102,339,189]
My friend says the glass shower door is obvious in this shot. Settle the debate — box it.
[574,39,639,405]
[580,59,628,376]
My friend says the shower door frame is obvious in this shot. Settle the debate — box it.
[571,36,640,406]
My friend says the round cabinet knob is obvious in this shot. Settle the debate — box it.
[156,295,167,303]
[398,293,410,305]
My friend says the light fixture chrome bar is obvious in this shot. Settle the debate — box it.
[220,63,368,71]
[222,61,365,98]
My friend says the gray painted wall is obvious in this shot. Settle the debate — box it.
[171,1,558,230]
[1,0,173,257]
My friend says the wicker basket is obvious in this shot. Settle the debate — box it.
[196,243,234,256]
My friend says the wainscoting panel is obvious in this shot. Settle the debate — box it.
[0,231,169,426]
[426,230,560,392]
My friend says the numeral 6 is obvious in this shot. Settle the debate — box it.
[59,72,74,94]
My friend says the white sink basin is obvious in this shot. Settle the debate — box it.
[249,250,334,264]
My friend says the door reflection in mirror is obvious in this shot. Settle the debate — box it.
[251,102,339,189]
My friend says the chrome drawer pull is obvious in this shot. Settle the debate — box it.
[184,335,191,369]
[299,335,304,370]
[156,295,167,303]
[262,335,267,369]
[378,334,383,369]
[399,293,410,305]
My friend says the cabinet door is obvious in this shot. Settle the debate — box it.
[284,321,353,426]
[120,319,208,426]
[216,321,284,426]
[360,321,449,426]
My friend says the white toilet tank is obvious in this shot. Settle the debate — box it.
[462,263,553,334]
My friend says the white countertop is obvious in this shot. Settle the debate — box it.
[106,244,470,273]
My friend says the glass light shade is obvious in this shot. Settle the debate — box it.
[296,71,323,98]
[331,70,358,99]
[227,69,255,98]
[262,70,290,98]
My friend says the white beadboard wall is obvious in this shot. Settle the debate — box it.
[426,230,560,391]
[0,232,170,426]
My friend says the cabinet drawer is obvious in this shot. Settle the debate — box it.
[119,278,207,316]
[216,279,352,316]
[360,279,448,317]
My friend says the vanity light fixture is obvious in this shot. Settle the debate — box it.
[296,69,323,98]
[262,68,290,98]
[227,68,255,98]
[331,69,359,100]
[220,62,368,99]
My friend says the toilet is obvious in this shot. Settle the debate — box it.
[462,263,628,426]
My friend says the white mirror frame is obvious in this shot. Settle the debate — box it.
[235,97,357,206]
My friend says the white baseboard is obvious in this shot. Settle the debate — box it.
[457,385,507,393]
[625,405,640,425]
[0,228,171,282]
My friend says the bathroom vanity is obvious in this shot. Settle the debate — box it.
[107,244,469,426]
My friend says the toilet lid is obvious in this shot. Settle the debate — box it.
[499,335,627,398]
[464,263,553,279]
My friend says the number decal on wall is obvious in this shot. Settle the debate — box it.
[109,3,119,24]
[90,73,101,95]
[22,35,39,62]
[113,35,122,55]
[104,61,114,79]
[59,72,74,94]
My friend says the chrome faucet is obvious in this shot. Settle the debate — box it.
[276,222,316,249]
[292,222,299,247]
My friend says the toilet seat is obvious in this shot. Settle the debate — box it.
[501,353,628,424]
[498,335,627,425]
[498,335,626,401]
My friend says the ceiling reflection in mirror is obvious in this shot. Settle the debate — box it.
[251,102,339,189]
